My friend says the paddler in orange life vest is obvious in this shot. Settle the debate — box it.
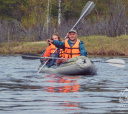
[43,33,64,59]
[48,30,87,64]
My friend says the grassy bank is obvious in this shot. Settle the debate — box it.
[0,41,48,54]
[80,35,128,56]
[0,35,128,56]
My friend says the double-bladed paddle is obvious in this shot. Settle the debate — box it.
[22,53,126,68]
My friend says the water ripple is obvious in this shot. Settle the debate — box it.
[0,55,128,114]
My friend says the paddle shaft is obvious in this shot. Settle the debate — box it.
[22,55,65,60]
[37,59,49,73]
[37,49,58,73]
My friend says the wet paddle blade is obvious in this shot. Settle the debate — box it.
[68,1,95,35]
[106,59,125,68]
[80,1,95,18]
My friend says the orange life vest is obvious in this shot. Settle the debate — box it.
[64,38,80,58]
[50,44,64,58]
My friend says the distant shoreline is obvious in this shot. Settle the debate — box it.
[0,35,128,57]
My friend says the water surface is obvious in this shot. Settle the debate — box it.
[0,55,128,114]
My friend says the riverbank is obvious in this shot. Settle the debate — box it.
[0,35,128,56]
[81,35,128,56]
[0,41,48,54]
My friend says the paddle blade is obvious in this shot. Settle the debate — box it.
[80,1,95,18]
[22,53,40,60]
[69,1,95,33]
[106,59,125,68]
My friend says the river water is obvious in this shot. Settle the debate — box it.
[0,55,128,114]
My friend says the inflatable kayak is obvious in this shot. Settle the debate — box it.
[39,56,97,75]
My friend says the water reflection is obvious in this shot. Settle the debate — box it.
[41,74,81,111]
[44,74,80,93]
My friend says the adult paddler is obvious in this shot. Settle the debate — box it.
[48,30,87,64]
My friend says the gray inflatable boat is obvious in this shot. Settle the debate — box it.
[39,56,97,75]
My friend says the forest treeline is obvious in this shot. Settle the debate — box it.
[0,0,128,43]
